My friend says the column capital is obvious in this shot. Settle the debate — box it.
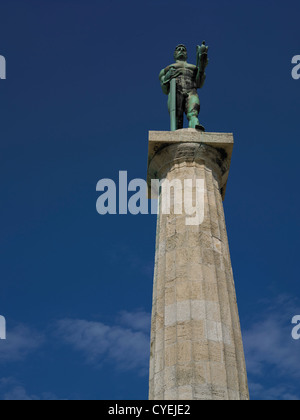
[147,129,234,201]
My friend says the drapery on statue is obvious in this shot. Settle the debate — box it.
[159,42,209,131]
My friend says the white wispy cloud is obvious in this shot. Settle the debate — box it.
[243,294,300,400]
[0,326,52,400]
[248,381,299,401]
[3,385,39,401]
[0,324,44,363]
[0,378,59,401]
[118,310,151,332]
[56,310,151,375]
[0,313,150,399]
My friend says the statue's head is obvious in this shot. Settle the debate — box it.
[174,44,187,61]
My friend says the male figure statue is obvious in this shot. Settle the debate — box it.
[159,43,208,131]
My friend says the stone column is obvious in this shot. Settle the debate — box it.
[147,129,249,401]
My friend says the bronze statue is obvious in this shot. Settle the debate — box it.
[159,42,209,131]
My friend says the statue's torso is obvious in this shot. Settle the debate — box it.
[166,62,197,91]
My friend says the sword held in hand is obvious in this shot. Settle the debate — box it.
[170,74,177,131]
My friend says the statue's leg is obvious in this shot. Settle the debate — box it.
[186,91,202,130]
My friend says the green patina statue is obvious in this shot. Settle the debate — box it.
[159,42,209,131]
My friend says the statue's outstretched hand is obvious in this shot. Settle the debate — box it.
[197,42,209,72]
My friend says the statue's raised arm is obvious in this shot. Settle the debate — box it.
[196,41,209,89]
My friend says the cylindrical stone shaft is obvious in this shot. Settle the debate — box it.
[148,134,249,401]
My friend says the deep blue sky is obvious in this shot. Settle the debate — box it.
[0,0,300,400]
